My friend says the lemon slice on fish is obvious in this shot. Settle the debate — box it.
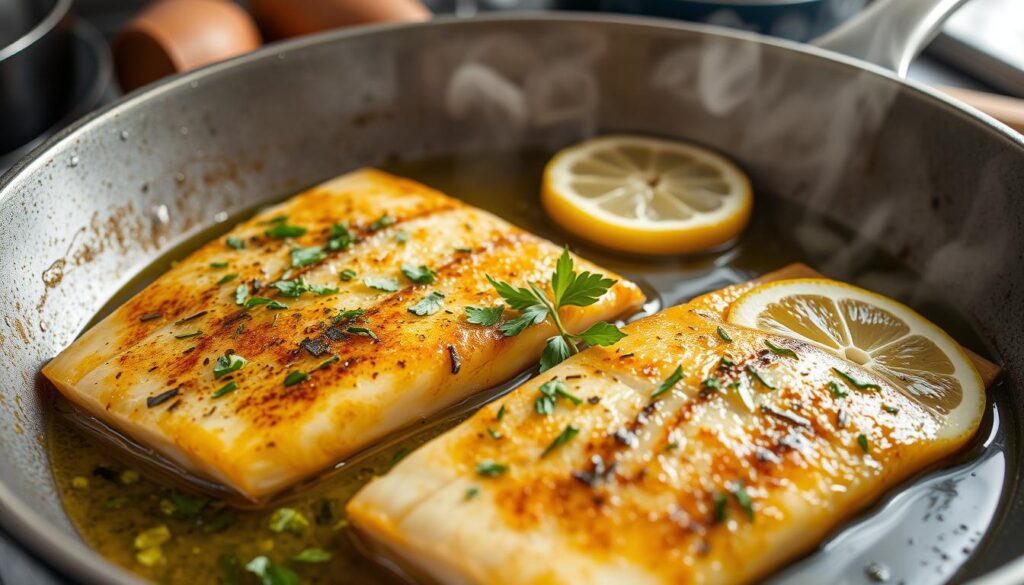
[541,135,753,255]
[727,278,985,440]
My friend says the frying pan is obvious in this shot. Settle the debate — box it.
[1,0,1023,583]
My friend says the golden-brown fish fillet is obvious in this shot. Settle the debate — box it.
[43,169,645,502]
[347,278,986,585]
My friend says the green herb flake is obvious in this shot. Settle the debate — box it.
[312,356,340,372]
[213,381,237,398]
[401,263,437,284]
[747,365,776,390]
[465,486,480,500]
[486,427,503,440]
[217,273,239,285]
[290,548,332,564]
[765,339,798,358]
[347,326,379,341]
[541,424,579,458]
[213,354,247,379]
[828,380,848,398]
[268,507,309,535]
[409,291,445,316]
[732,484,755,520]
[244,296,288,310]
[283,370,309,387]
[327,223,354,251]
[883,404,900,414]
[210,261,229,269]
[713,491,728,523]
[244,556,299,585]
[476,460,508,477]
[103,496,131,510]
[395,230,410,243]
[364,276,400,292]
[226,237,246,250]
[339,268,357,281]
[833,368,882,391]
[717,326,733,342]
[168,491,208,519]
[719,356,735,368]
[857,433,870,453]
[264,223,307,239]
[466,305,504,326]
[652,365,684,398]
[702,377,722,390]
[290,246,326,268]
[332,308,365,325]
[455,246,473,253]
[234,283,249,306]
[368,215,396,232]
[496,404,506,421]
[174,330,202,339]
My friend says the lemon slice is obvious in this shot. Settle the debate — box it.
[541,134,753,255]
[727,278,984,440]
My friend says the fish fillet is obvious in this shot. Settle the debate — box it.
[347,277,986,585]
[43,169,645,502]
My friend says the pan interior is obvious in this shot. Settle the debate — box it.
[45,149,1011,585]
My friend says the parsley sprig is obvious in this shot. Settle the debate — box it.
[487,248,626,372]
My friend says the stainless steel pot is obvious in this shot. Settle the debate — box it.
[1,0,1023,583]
[0,0,75,154]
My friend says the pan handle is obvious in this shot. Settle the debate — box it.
[811,0,969,77]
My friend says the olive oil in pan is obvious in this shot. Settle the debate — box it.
[48,150,1012,584]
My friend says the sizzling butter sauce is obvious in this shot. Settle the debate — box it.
[48,150,1012,584]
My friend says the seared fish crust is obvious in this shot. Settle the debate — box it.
[44,169,645,501]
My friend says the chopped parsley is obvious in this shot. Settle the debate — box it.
[212,381,237,398]
[269,508,309,535]
[540,424,579,458]
[833,368,881,391]
[719,356,735,368]
[465,486,480,500]
[828,380,848,398]
[409,291,445,316]
[272,278,337,298]
[486,427,503,440]
[364,276,400,292]
[652,365,684,398]
[466,305,504,326]
[476,460,508,477]
[226,236,246,250]
[401,263,436,284]
[216,273,238,285]
[234,283,249,305]
[883,404,899,414]
[717,326,732,342]
[347,326,379,341]
[264,223,307,239]
[765,339,798,358]
[339,268,356,281]
[394,230,410,243]
[245,556,299,585]
[290,246,326,268]
[332,308,364,325]
[496,404,506,421]
[702,377,722,390]
[713,491,728,523]
[747,365,775,390]
[858,433,870,453]
[213,354,247,379]
[283,371,309,387]
[327,223,354,251]
[368,215,395,232]
[535,379,581,415]
[733,484,755,520]
[241,297,286,311]
[290,548,331,564]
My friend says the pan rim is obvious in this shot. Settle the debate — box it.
[0,12,1022,585]
[0,0,73,63]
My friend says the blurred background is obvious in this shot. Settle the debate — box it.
[2,0,1023,174]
